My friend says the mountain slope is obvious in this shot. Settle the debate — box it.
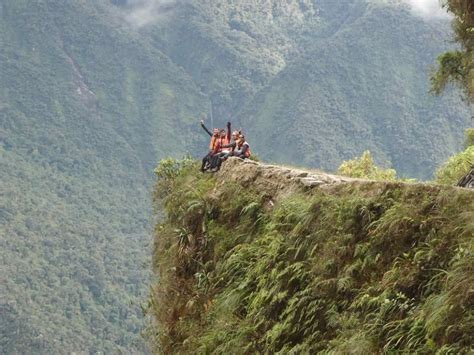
[0,1,207,352]
[241,2,470,178]
[146,0,322,118]
[148,0,471,179]
[1,0,472,352]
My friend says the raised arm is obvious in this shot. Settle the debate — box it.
[200,120,213,137]
[226,121,231,142]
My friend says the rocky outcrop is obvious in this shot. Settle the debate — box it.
[215,157,369,200]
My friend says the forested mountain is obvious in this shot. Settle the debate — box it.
[240,1,470,177]
[149,0,471,178]
[0,0,470,353]
[1,1,206,352]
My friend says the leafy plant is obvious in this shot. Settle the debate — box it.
[435,145,474,185]
[337,151,397,181]
[149,161,474,354]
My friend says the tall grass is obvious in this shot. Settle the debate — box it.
[148,159,474,354]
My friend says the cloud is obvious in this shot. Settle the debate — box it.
[401,0,451,19]
[124,0,177,28]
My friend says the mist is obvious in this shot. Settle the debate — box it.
[124,0,177,28]
[402,0,451,19]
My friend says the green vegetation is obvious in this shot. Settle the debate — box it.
[2,0,472,352]
[149,158,474,353]
[436,129,474,185]
[436,146,474,185]
[338,150,397,181]
[1,1,206,352]
[464,128,474,149]
[431,0,473,102]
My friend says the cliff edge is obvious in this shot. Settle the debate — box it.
[148,158,473,354]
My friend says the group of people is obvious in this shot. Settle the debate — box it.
[200,120,251,172]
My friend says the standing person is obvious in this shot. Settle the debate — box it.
[200,119,219,172]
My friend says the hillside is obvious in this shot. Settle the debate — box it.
[240,2,470,178]
[149,0,471,179]
[149,157,474,353]
[0,1,207,352]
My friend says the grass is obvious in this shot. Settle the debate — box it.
[148,158,474,354]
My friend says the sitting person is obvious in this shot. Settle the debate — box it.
[216,130,240,159]
[207,125,231,172]
[232,134,251,159]
[208,132,251,172]
[200,119,220,172]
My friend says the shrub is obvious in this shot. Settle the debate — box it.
[464,128,474,149]
[435,146,474,185]
[338,151,397,181]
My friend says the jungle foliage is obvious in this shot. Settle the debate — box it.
[1,1,206,352]
[337,150,397,181]
[149,158,474,354]
[431,0,474,102]
[2,0,472,352]
[436,129,474,185]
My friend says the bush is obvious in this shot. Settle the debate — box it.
[338,151,397,181]
[464,128,474,149]
[153,157,196,199]
[435,146,474,185]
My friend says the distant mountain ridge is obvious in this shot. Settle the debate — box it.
[146,0,470,178]
[1,1,206,352]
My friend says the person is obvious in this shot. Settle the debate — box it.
[200,120,232,172]
[215,130,240,160]
[232,134,251,159]
[208,131,251,172]
[200,119,220,172]
[200,119,220,150]
[207,123,232,172]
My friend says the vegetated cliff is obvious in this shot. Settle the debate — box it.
[149,158,473,354]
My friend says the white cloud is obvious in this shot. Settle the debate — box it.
[124,0,176,28]
[402,0,450,19]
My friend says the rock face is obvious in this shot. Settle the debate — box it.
[216,157,474,198]
[216,157,355,197]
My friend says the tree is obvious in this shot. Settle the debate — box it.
[436,146,474,185]
[464,127,474,148]
[431,0,474,102]
[337,151,397,181]
[436,129,474,185]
